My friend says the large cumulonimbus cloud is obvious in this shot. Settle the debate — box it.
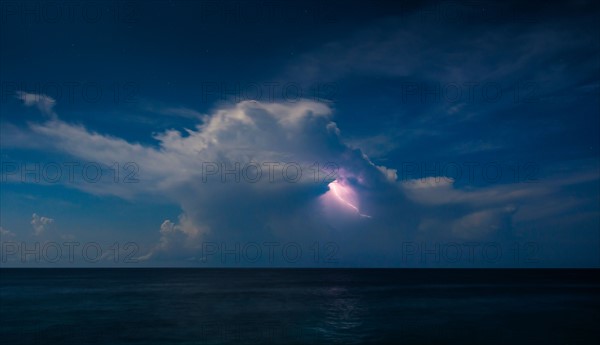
[16,99,402,260]
[5,95,597,264]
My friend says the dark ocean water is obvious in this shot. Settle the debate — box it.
[1,269,599,345]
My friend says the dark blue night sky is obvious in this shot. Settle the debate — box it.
[1,0,599,267]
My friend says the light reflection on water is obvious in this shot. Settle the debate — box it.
[305,285,373,344]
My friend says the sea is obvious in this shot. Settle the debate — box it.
[1,269,599,344]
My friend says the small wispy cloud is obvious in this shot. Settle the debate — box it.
[158,107,204,119]
[16,91,56,116]
[142,104,205,120]
[0,226,16,239]
[31,213,54,236]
